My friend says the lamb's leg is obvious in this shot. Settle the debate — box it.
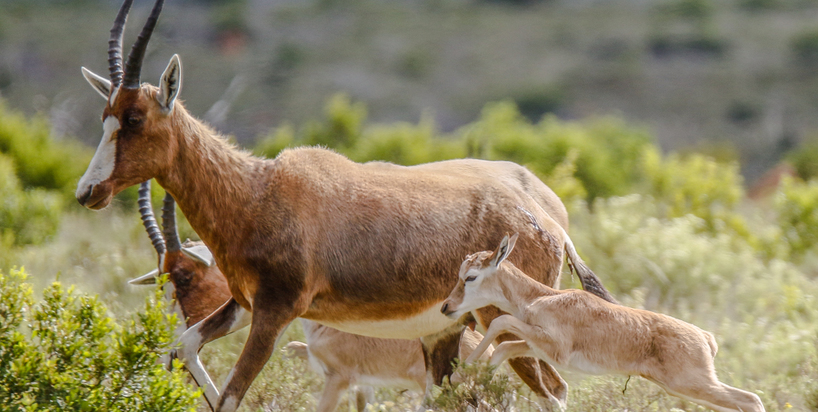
[353,386,375,412]
[466,315,537,364]
[316,372,350,412]
[474,308,568,408]
[659,380,765,412]
[489,340,533,368]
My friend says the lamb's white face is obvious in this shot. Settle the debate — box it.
[450,256,500,317]
[441,233,519,319]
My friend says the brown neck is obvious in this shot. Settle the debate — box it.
[155,105,266,257]
[497,262,558,316]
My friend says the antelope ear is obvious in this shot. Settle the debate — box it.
[490,233,519,267]
[129,268,160,285]
[81,67,111,100]
[157,54,182,113]
[182,245,214,267]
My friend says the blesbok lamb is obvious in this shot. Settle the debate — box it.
[76,1,612,410]
[441,234,766,412]
[130,182,493,412]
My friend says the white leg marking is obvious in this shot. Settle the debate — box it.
[76,116,119,197]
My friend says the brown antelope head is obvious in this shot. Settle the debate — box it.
[440,233,519,320]
[77,0,181,210]
[130,181,231,327]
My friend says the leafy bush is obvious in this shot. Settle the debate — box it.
[255,96,653,201]
[787,139,818,180]
[0,154,61,247]
[0,268,199,411]
[431,361,520,412]
[640,148,747,236]
[775,177,818,257]
[461,101,653,200]
[347,116,465,165]
[0,99,90,199]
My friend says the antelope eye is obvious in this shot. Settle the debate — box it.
[465,275,477,282]
[126,116,142,126]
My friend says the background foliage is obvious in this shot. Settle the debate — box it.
[0,268,199,411]
[3,88,818,410]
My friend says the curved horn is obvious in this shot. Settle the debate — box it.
[123,0,165,89]
[162,192,182,252]
[108,0,134,88]
[138,180,166,256]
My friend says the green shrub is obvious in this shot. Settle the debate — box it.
[0,154,61,247]
[255,97,653,203]
[304,93,367,150]
[787,139,818,180]
[641,148,748,236]
[467,101,653,200]
[775,177,818,257]
[431,361,520,412]
[0,99,90,199]
[0,268,199,411]
[348,116,465,165]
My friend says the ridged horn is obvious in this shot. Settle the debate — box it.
[162,192,182,252]
[123,0,165,89]
[138,180,166,256]
[108,0,134,88]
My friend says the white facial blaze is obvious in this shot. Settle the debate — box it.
[76,117,120,198]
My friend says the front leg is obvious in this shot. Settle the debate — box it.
[216,295,303,412]
[475,308,568,408]
[174,298,251,411]
[489,340,532,368]
[464,315,515,364]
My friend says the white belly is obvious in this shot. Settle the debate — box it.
[315,303,456,339]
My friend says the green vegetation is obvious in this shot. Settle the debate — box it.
[5,94,818,410]
[0,155,61,249]
[0,268,199,411]
[0,100,90,199]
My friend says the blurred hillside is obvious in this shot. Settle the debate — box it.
[3,0,818,181]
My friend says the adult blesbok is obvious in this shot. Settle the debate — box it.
[442,234,765,412]
[130,181,494,412]
[76,1,612,410]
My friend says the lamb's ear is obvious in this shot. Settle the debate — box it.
[157,54,182,114]
[490,233,519,267]
[129,268,160,285]
[81,67,111,100]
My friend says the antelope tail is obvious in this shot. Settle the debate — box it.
[562,234,618,304]
[516,205,617,303]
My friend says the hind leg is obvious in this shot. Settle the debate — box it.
[654,378,765,412]
[490,340,533,368]
[474,310,568,409]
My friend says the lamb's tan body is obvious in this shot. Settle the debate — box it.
[443,235,765,412]
[286,321,492,412]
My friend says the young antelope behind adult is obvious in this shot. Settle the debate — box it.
[129,181,492,412]
[441,234,765,412]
